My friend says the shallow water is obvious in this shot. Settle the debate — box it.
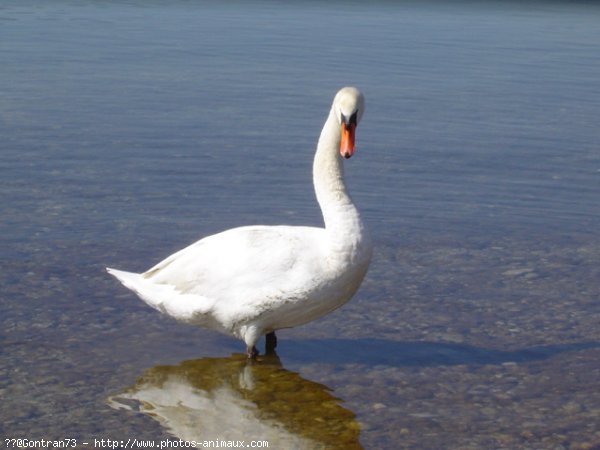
[2,1,600,449]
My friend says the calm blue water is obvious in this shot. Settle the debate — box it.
[2,1,599,448]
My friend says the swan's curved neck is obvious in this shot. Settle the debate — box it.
[313,107,369,257]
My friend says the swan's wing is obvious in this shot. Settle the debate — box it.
[143,225,327,302]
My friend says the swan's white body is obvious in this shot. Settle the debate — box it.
[107,87,372,355]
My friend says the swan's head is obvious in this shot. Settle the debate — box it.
[333,87,365,159]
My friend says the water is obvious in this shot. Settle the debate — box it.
[2,1,600,448]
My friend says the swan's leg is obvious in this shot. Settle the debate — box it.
[246,345,259,359]
[243,325,261,359]
[265,331,277,354]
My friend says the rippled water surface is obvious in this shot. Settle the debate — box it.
[2,1,600,448]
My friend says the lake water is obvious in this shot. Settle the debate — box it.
[2,1,599,448]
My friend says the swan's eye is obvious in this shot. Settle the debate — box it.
[341,111,358,127]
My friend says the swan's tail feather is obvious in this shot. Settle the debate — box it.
[106,267,143,292]
[106,267,162,310]
[106,267,212,323]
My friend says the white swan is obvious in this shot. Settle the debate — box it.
[107,87,372,357]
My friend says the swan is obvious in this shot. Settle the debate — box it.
[107,87,372,358]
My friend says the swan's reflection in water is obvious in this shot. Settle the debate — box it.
[109,352,362,449]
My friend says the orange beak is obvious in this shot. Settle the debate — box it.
[340,122,356,159]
